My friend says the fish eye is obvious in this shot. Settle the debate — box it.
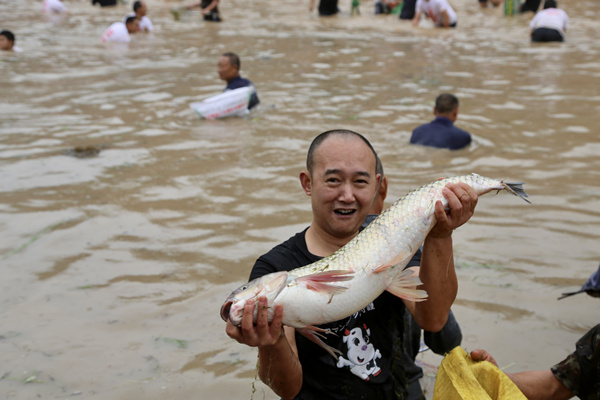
[232,280,258,296]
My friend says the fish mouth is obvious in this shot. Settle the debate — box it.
[220,300,233,323]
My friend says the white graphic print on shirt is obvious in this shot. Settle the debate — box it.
[336,323,382,381]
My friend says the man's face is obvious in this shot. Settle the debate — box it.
[126,19,139,34]
[137,2,147,16]
[0,36,13,51]
[218,56,238,82]
[307,135,379,240]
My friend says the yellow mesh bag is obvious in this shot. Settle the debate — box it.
[433,347,527,400]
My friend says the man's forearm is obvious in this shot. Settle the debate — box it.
[203,0,218,12]
[258,328,303,400]
[414,235,457,331]
[442,10,450,27]
[412,11,422,26]
[507,370,573,400]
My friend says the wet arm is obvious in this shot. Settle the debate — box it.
[185,2,202,9]
[225,297,302,399]
[202,0,219,13]
[424,309,462,354]
[412,232,457,331]
[470,350,574,400]
[412,11,422,26]
[441,10,450,27]
[506,370,574,400]
[258,326,303,399]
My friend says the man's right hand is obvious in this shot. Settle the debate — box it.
[225,296,285,348]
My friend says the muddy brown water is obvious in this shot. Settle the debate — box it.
[1,0,599,398]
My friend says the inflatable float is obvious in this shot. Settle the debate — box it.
[190,87,252,120]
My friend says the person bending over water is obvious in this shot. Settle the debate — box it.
[529,0,568,43]
[100,16,139,43]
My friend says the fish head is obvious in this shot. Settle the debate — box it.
[220,271,288,326]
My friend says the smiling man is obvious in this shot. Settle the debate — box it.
[225,128,480,400]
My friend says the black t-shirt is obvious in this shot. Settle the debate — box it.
[225,76,260,110]
[251,228,422,400]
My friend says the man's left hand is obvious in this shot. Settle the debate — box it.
[429,182,478,238]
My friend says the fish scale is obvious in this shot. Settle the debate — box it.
[288,174,528,282]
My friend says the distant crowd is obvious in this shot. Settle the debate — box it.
[0,0,569,149]
[0,0,154,48]
[0,0,569,51]
[373,0,568,41]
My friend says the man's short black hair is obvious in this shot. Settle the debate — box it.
[435,93,459,114]
[0,30,15,43]
[306,129,378,176]
[222,52,240,70]
[133,1,142,11]
[125,16,138,25]
[543,0,557,9]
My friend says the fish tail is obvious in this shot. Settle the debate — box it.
[502,181,531,204]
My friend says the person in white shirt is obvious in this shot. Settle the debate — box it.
[42,0,68,14]
[101,16,139,43]
[123,1,153,33]
[412,0,457,28]
[530,0,568,42]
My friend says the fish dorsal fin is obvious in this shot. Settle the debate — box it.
[385,268,428,302]
[295,270,354,294]
[372,248,413,274]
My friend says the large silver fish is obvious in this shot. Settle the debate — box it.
[221,174,530,356]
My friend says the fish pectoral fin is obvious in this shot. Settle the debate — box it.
[296,326,341,359]
[295,270,353,294]
[372,249,413,274]
[386,268,428,302]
